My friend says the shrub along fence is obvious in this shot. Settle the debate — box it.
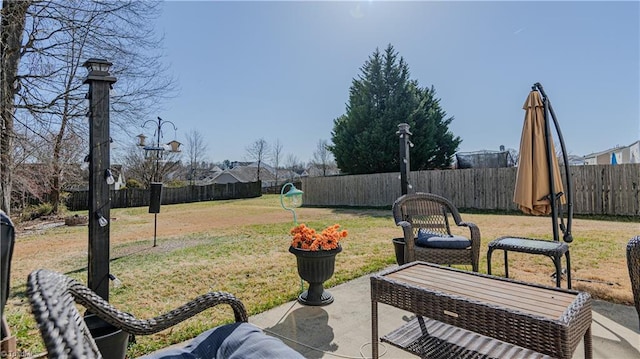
[66,181,262,211]
[302,164,640,216]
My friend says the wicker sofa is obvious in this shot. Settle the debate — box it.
[27,269,303,359]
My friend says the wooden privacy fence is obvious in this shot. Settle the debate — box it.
[66,181,262,211]
[302,164,640,216]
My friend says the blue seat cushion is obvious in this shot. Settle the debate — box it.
[139,322,304,359]
[416,229,471,249]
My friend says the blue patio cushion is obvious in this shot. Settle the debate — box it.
[416,229,471,249]
[139,322,304,359]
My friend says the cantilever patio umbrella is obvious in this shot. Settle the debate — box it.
[513,83,573,243]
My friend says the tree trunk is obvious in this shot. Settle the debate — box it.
[51,78,75,214]
[0,0,30,215]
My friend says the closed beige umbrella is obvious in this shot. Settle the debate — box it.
[514,90,565,215]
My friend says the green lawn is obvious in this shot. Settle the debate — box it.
[5,195,637,356]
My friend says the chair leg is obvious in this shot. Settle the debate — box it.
[553,254,562,288]
[584,326,593,359]
[487,248,494,275]
[565,251,571,289]
[503,251,509,278]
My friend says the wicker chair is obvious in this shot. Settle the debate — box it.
[1,210,16,353]
[392,192,481,272]
[627,236,640,329]
[27,269,302,359]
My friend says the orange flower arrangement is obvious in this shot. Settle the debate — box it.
[290,223,348,251]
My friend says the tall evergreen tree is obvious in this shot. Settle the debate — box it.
[409,85,461,170]
[330,44,461,174]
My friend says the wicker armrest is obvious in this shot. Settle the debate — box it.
[396,220,416,262]
[458,221,480,240]
[28,269,308,359]
[70,281,248,335]
[458,221,478,233]
[28,268,249,358]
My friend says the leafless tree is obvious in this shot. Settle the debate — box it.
[0,0,31,214]
[10,117,54,210]
[312,139,334,176]
[119,145,155,188]
[185,129,208,184]
[271,139,283,187]
[119,145,181,188]
[507,148,519,167]
[1,0,176,214]
[245,138,270,182]
[285,153,305,177]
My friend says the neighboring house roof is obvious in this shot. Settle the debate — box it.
[454,150,515,169]
[229,166,276,182]
[564,155,586,166]
[210,170,247,184]
[246,162,276,176]
[230,161,251,168]
[303,164,340,177]
[278,170,300,181]
[583,140,640,165]
[227,165,281,188]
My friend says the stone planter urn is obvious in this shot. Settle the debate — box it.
[289,245,342,306]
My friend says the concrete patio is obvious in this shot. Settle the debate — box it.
[250,271,640,359]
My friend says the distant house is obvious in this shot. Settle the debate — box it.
[583,140,640,165]
[280,169,301,182]
[562,155,587,166]
[229,161,251,168]
[454,150,516,169]
[226,166,276,188]
[210,170,247,184]
[109,165,126,190]
[158,161,183,182]
[302,164,340,177]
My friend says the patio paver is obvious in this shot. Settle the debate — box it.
[249,269,640,359]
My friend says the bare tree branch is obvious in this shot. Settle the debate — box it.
[1,0,177,213]
[245,138,270,182]
[312,139,334,176]
[271,139,283,187]
[185,129,208,184]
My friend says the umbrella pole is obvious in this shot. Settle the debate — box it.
[545,101,574,243]
[542,98,560,242]
[534,83,574,243]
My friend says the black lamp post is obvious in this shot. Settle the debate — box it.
[137,117,180,247]
[397,123,412,196]
[83,58,116,301]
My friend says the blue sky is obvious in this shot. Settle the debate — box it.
[151,0,639,165]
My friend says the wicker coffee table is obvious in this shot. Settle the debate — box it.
[370,262,592,359]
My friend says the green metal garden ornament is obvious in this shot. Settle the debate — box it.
[280,183,303,224]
